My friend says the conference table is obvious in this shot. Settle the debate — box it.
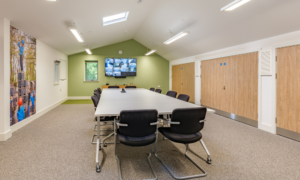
[94,88,214,172]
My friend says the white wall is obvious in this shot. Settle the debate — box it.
[35,40,68,113]
[169,29,300,134]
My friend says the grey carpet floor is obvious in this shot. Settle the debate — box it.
[1,104,300,180]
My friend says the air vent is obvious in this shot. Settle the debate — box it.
[260,50,272,76]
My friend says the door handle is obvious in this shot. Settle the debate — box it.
[223,86,225,90]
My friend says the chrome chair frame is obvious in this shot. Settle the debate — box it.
[114,119,158,180]
[154,117,211,180]
[91,120,115,145]
[91,102,116,146]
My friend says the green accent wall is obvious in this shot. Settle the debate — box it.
[68,39,169,96]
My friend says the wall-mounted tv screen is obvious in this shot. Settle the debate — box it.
[105,58,137,77]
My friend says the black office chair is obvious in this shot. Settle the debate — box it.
[125,86,136,88]
[97,88,102,94]
[166,91,177,98]
[115,110,159,180]
[159,91,178,120]
[91,95,115,146]
[156,107,211,179]
[155,89,162,94]
[178,94,190,102]
[167,94,190,121]
[108,86,119,88]
[91,95,99,109]
[150,88,155,91]
[94,90,100,99]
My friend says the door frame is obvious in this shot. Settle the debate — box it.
[257,50,275,134]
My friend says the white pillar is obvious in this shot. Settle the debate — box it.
[0,18,12,141]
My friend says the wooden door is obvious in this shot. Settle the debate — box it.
[181,62,195,103]
[277,45,300,133]
[172,63,195,102]
[172,65,182,95]
[234,52,258,120]
[223,56,232,113]
[201,58,224,109]
[201,52,258,121]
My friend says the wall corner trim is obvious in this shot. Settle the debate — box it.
[0,129,12,141]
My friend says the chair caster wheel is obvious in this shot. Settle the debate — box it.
[103,144,107,147]
[207,157,212,164]
[96,165,101,173]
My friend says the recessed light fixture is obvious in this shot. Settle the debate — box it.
[103,12,129,26]
[85,48,92,55]
[69,27,84,42]
[221,0,251,11]
[145,50,156,56]
[164,31,189,44]
[46,0,57,1]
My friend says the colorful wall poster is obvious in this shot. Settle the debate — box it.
[10,26,36,126]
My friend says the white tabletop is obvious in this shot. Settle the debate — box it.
[95,88,214,116]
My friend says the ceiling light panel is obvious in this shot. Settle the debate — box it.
[85,49,92,54]
[145,50,156,56]
[164,31,189,44]
[221,0,251,11]
[69,27,84,42]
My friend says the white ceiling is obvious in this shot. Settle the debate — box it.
[1,0,300,61]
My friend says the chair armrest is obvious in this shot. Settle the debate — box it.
[117,122,128,127]
[160,117,180,125]
[150,121,159,126]
[199,119,206,123]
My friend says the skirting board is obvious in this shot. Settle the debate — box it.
[277,127,300,142]
[68,96,91,100]
[202,105,258,127]
[11,97,68,133]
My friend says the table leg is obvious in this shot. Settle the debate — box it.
[163,114,168,127]
[96,116,101,173]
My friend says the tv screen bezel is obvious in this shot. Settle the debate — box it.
[105,58,137,77]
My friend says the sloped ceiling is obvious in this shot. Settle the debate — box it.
[1,0,300,61]
[134,0,300,60]
[0,0,159,55]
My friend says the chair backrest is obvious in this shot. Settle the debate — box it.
[97,88,102,94]
[166,91,177,98]
[91,95,98,108]
[177,94,190,102]
[108,86,119,88]
[171,107,207,134]
[155,89,162,93]
[125,86,136,88]
[119,109,158,137]
[150,88,155,91]
[94,90,100,99]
